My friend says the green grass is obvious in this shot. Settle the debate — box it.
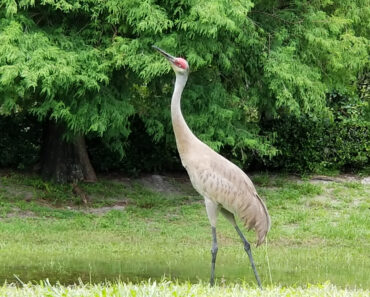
[1,280,369,297]
[0,171,369,291]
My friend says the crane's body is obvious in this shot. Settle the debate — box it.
[153,45,270,288]
[183,147,269,244]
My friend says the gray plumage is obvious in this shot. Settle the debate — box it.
[153,45,270,288]
[184,145,270,246]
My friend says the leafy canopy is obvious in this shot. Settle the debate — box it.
[0,0,368,165]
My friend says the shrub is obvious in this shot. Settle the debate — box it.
[0,114,41,169]
[259,94,369,173]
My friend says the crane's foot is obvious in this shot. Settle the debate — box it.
[235,225,263,289]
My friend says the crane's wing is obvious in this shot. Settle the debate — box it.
[185,154,270,246]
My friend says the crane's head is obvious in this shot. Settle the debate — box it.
[153,45,189,75]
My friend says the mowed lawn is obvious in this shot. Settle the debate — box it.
[0,172,369,295]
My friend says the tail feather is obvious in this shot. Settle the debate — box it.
[239,194,270,247]
[255,194,270,246]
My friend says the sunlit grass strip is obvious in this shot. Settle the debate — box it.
[0,281,368,297]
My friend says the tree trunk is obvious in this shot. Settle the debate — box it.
[40,120,97,183]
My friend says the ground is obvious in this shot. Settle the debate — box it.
[1,171,368,218]
[0,170,369,295]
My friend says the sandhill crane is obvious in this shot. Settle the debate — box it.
[153,46,270,288]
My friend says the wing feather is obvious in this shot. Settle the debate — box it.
[185,153,270,246]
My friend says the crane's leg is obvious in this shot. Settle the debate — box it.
[220,208,262,289]
[210,226,217,286]
[204,198,219,286]
[235,225,262,289]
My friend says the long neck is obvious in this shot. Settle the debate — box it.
[171,73,198,156]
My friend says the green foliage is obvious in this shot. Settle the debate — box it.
[254,0,369,115]
[0,3,134,151]
[259,94,369,173]
[0,0,369,173]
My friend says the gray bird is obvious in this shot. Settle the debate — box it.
[153,46,270,288]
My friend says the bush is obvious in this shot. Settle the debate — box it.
[0,114,41,169]
[87,116,182,175]
[259,94,369,173]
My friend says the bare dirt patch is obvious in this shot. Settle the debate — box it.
[1,208,38,220]
[309,174,367,184]
[79,201,128,215]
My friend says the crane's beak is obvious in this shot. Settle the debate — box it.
[152,45,175,63]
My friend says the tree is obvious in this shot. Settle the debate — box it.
[0,1,134,182]
[0,0,368,180]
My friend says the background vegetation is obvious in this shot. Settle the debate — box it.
[0,0,369,176]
